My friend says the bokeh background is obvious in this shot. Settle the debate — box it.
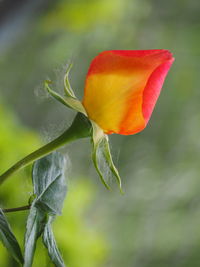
[0,0,200,266]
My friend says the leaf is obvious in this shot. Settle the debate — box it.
[0,209,24,264]
[44,80,87,116]
[91,121,122,192]
[43,216,65,267]
[32,152,67,215]
[24,152,67,267]
[23,207,45,267]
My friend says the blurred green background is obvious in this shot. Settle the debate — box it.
[0,0,200,266]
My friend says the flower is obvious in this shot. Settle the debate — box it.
[43,50,174,190]
[82,50,174,135]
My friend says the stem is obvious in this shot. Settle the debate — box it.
[3,205,31,213]
[0,113,92,186]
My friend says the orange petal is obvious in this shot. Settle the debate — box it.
[82,50,174,135]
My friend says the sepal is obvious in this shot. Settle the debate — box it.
[45,80,86,115]
[63,63,75,98]
[91,121,122,192]
[44,63,86,115]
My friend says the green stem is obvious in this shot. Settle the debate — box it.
[3,205,31,213]
[0,113,92,186]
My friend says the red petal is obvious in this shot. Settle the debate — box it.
[142,57,174,124]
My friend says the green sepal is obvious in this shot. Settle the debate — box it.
[45,80,86,115]
[63,63,75,98]
[44,64,87,115]
[91,121,122,192]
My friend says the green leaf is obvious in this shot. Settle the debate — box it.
[43,216,65,267]
[44,80,87,115]
[91,121,122,192]
[23,207,45,267]
[32,152,67,215]
[24,152,67,267]
[0,209,24,265]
